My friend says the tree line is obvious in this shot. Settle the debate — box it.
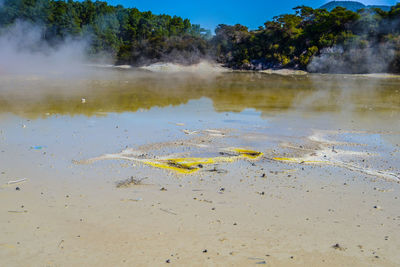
[214,5,400,73]
[1,0,400,73]
[0,0,211,65]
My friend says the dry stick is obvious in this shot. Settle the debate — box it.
[160,208,177,215]
[8,210,28,213]
[7,178,27,185]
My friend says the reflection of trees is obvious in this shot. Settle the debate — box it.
[0,72,399,119]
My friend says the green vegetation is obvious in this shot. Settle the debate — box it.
[212,4,400,73]
[1,0,400,73]
[0,0,211,65]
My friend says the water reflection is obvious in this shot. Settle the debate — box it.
[0,71,399,118]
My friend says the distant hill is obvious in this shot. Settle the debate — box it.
[320,1,391,12]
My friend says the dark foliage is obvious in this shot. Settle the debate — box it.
[211,4,400,73]
[0,0,211,65]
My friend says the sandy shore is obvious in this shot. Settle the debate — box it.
[1,124,399,266]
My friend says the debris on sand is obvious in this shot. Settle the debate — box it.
[116,176,148,188]
[160,208,177,215]
[6,178,27,185]
[332,243,346,251]
[121,198,142,202]
[207,167,228,174]
[8,210,28,213]
[30,146,45,150]
[182,129,198,135]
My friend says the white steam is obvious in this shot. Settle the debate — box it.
[308,44,396,74]
[0,21,105,77]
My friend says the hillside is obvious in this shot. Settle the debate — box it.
[320,1,391,12]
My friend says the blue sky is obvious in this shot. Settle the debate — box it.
[105,0,398,31]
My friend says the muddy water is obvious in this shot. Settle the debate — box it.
[1,71,399,118]
[0,71,399,175]
[1,70,400,266]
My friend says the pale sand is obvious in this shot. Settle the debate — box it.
[1,127,399,266]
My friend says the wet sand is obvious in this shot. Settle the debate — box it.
[0,71,400,266]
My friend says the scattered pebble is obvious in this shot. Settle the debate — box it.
[332,243,345,251]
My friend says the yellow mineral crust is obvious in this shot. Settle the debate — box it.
[142,148,263,174]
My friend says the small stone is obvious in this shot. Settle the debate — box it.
[166,259,170,263]
[15,187,20,191]
[203,249,208,253]
[332,243,345,251]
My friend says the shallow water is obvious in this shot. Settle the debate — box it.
[0,70,399,179]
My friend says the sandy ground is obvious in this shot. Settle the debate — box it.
[1,121,399,267]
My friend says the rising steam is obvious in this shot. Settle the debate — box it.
[0,20,109,77]
[308,43,396,74]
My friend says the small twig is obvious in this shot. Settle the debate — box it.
[8,210,28,213]
[116,177,148,188]
[160,208,177,215]
[7,178,27,185]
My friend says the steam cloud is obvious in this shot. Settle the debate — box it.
[308,14,400,74]
[308,44,396,74]
[0,20,108,77]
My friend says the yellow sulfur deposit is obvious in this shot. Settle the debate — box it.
[143,160,199,174]
[143,157,236,174]
[141,149,263,174]
[232,148,264,159]
[81,147,264,174]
